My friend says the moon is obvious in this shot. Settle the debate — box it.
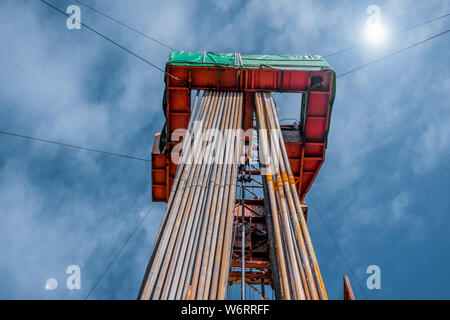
[45,278,58,290]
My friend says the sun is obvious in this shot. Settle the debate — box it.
[365,23,387,46]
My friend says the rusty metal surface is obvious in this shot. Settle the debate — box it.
[343,275,356,300]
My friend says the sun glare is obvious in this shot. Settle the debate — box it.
[365,23,387,46]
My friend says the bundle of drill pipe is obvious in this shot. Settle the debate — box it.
[140,91,244,300]
[255,92,327,300]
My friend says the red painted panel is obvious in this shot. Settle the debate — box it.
[168,161,177,178]
[284,70,308,91]
[152,185,166,202]
[307,94,329,117]
[152,170,166,185]
[219,69,239,89]
[305,118,327,141]
[168,89,190,113]
[289,159,301,176]
[254,70,278,90]
[167,66,189,87]
[285,142,302,159]
[304,143,324,157]
[168,113,189,133]
[303,159,321,171]
[191,68,218,88]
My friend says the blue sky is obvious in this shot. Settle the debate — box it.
[0,0,449,299]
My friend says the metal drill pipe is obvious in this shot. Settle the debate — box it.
[255,92,291,298]
[262,93,318,300]
[142,91,245,300]
[204,92,235,298]
[154,91,226,299]
[269,94,328,300]
[151,92,220,298]
[178,161,214,299]
[213,93,239,299]
[265,92,328,300]
[240,102,246,300]
[168,92,235,299]
[216,92,243,299]
[265,92,319,299]
[264,92,317,299]
[178,92,238,299]
[198,92,235,299]
[208,95,237,299]
[260,92,307,300]
[208,130,236,298]
[176,91,227,298]
[293,230,311,299]
[254,92,291,299]
[199,92,240,299]
[161,91,232,299]
[138,90,203,299]
[187,92,233,298]
[263,92,318,300]
[190,93,231,299]
[204,92,238,299]
[261,173,284,300]
[177,154,216,299]
[154,101,220,299]
[272,181,299,299]
[140,91,209,299]
[273,189,298,300]
[175,93,216,299]
[142,92,219,298]
[259,93,305,299]
[180,165,214,296]
[160,92,207,299]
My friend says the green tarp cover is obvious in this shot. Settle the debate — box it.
[166,51,334,72]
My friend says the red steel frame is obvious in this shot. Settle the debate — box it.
[152,65,335,203]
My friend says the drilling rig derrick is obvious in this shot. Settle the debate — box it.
[140,51,336,300]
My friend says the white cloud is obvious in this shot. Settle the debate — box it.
[390,191,409,222]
